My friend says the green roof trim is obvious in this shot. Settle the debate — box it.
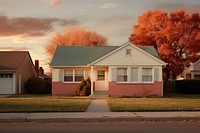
[50,44,160,67]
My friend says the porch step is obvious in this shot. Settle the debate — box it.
[90,91,108,99]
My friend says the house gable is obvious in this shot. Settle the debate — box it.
[193,59,200,70]
[91,42,166,66]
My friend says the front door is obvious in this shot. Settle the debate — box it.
[95,69,108,91]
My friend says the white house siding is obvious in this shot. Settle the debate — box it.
[93,45,162,66]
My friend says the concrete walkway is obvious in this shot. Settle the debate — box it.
[86,91,110,112]
[86,99,110,112]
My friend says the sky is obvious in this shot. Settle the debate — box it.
[0,0,199,73]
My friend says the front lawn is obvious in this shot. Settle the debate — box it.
[107,94,200,112]
[0,94,90,113]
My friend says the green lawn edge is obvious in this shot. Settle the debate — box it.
[0,94,90,113]
[107,94,200,112]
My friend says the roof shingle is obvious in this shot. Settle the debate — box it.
[0,51,30,71]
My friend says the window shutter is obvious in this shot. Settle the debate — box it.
[59,70,63,82]
[154,68,159,81]
[111,68,116,82]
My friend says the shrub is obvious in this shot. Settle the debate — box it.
[26,78,51,94]
[76,77,91,96]
[175,80,200,94]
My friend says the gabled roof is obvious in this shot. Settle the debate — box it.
[0,51,32,71]
[139,46,159,59]
[183,59,200,74]
[51,46,118,66]
[51,42,164,67]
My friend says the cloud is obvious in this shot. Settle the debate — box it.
[39,0,60,8]
[49,0,60,8]
[0,15,79,38]
[100,3,118,9]
[0,47,30,51]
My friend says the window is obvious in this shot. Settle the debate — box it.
[0,74,13,78]
[64,70,73,82]
[131,68,138,82]
[142,68,153,82]
[75,70,84,81]
[64,69,85,82]
[97,70,105,80]
[117,68,127,82]
[126,49,131,56]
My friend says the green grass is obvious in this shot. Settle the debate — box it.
[0,94,90,113]
[107,94,200,112]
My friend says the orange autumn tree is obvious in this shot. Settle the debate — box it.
[45,27,108,57]
[129,10,200,79]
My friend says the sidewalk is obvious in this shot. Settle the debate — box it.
[0,112,200,122]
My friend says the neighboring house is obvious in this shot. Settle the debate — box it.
[35,60,51,81]
[183,59,200,80]
[50,42,166,97]
[0,51,37,94]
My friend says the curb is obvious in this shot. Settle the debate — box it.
[1,117,200,122]
[1,112,200,122]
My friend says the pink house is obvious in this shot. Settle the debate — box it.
[50,42,166,97]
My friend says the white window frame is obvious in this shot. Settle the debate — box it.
[97,70,105,81]
[75,70,84,82]
[126,49,132,56]
[142,68,153,83]
[116,68,128,82]
[64,70,73,82]
[115,67,155,83]
[63,69,85,83]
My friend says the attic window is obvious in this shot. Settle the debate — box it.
[126,49,131,56]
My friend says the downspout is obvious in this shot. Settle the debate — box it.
[90,66,94,95]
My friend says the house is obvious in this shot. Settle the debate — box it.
[183,59,200,80]
[0,51,37,94]
[50,42,167,97]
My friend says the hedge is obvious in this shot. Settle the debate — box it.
[26,78,51,94]
[175,80,200,94]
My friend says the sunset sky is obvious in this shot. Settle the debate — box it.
[0,0,199,73]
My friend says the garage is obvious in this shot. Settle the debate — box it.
[0,74,14,94]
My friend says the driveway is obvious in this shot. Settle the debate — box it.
[0,95,11,98]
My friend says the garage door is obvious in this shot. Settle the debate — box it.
[0,74,14,94]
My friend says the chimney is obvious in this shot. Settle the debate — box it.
[35,60,39,77]
[39,67,44,76]
[92,42,98,46]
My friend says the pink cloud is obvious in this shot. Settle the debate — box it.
[100,3,118,9]
[0,15,79,38]
[49,0,60,8]
[0,47,30,51]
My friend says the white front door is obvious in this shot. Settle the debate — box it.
[95,69,108,91]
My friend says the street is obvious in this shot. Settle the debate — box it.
[0,121,200,133]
